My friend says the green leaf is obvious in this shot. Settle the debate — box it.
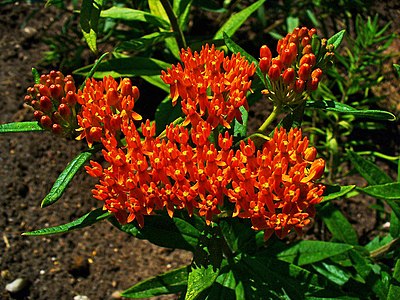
[100,7,170,29]
[214,0,266,39]
[276,240,354,265]
[327,29,346,50]
[234,252,333,299]
[322,184,356,202]
[108,213,201,251]
[73,57,171,78]
[307,100,396,121]
[319,203,358,245]
[80,0,103,54]
[233,106,248,138]
[357,182,400,200]
[223,32,264,85]
[22,208,110,236]
[206,266,236,299]
[32,68,40,84]
[79,52,109,90]
[219,218,259,254]
[0,122,44,133]
[390,210,400,238]
[174,0,193,31]
[286,16,299,33]
[311,261,351,285]
[388,259,400,300]
[141,75,170,93]
[186,227,223,300]
[346,150,393,185]
[121,266,189,298]
[394,64,400,77]
[155,96,183,136]
[41,151,93,207]
[115,32,176,52]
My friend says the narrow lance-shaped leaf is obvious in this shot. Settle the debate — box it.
[214,0,266,39]
[121,266,189,298]
[319,203,358,245]
[322,184,356,202]
[32,67,40,84]
[100,7,170,29]
[0,122,44,133]
[387,259,400,300]
[79,52,109,90]
[357,182,400,201]
[22,208,110,236]
[276,240,354,265]
[73,57,171,78]
[41,151,93,207]
[307,100,396,121]
[80,0,103,54]
[327,29,346,50]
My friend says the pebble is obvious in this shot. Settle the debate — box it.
[74,296,89,300]
[5,278,29,294]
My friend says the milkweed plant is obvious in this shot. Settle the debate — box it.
[1,1,400,299]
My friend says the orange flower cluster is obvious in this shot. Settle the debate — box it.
[259,27,334,105]
[76,77,142,147]
[86,115,325,239]
[161,44,256,128]
[25,70,79,136]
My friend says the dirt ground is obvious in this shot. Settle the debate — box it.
[0,2,399,300]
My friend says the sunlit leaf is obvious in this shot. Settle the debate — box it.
[23,208,110,235]
[121,266,188,298]
[100,7,170,29]
[0,122,44,133]
[81,0,103,54]
[214,0,266,39]
[358,182,400,200]
[322,184,356,202]
[32,68,40,84]
[307,100,396,121]
[276,240,354,265]
[327,29,346,50]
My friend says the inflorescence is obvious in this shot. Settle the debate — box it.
[25,28,328,240]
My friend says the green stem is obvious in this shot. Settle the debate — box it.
[160,0,187,50]
[258,104,282,132]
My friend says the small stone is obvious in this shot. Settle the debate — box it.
[74,296,89,300]
[382,222,391,229]
[5,278,29,294]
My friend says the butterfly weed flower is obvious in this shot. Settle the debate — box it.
[259,27,335,107]
[76,77,141,148]
[24,70,79,137]
[161,44,256,129]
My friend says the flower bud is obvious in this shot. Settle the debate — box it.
[302,45,312,55]
[132,86,140,101]
[40,115,52,129]
[260,45,272,60]
[39,96,53,112]
[64,80,75,93]
[50,84,62,99]
[268,64,281,81]
[282,68,295,85]
[65,91,77,106]
[311,68,323,81]
[39,74,47,85]
[309,28,317,37]
[271,57,283,70]
[110,114,121,131]
[289,33,298,44]
[52,111,63,124]
[58,103,71,118]
[299,27,308,38]
[39,84,51,97]
[307,77,319,91]
[300,54,316,67]
[33,110,43,121]
[52,123,62,135]
[301,36,310,47]
[281,48,292,66]
[259,57,271,73]
[120,78,133,96]
[304,147,317,161]
[106,88,119,106]
[294,79,305,93]
[298,63,311,81]
[24,95,32,103]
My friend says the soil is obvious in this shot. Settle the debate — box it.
[0,2,399,300]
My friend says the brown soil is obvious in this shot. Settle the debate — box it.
[0,2,399,300]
